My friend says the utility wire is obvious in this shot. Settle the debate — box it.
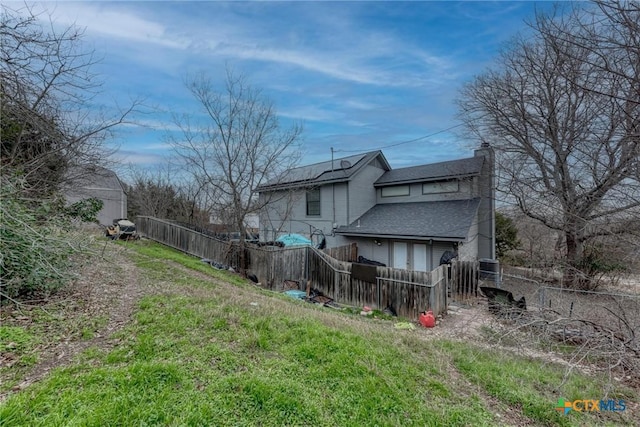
[333,121,468,154]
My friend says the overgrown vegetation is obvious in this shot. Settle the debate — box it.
[1,4,136,300]
[495,212,520,260]
[0,178,103,299]
[1,240,635,426]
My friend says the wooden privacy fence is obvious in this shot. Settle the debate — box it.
[450,260,479,301]
[137,216,448,319]
[136,216,308,289]
[308,248,448,319]
[323,242,357,262]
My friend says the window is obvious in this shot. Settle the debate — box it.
[381,185,410,197]
[306,188,320,216]
[422,181,459,194]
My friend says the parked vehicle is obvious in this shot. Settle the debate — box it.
[105,218,139,240]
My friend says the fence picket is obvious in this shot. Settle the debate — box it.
[137,216,449,319]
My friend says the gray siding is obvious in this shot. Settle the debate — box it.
[431,242,456,270]
[259,159,384,245]
[458,214,479,261]
[66,187,127,226]
[258,147,494,262]
[348,163,385,222]
[376,179,473,204]
[259,186,347,245]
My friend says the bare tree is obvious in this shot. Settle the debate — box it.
[169,69,302,270]
[458,3,640,288]
[1,4,142,198]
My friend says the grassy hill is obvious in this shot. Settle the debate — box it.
[0,239,636,426]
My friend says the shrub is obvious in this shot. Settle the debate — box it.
[0,178,91,299]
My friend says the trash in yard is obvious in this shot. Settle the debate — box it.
[394,322,416,330]
[323,301,342,310]
[310,294,332,304]
[307,288,338,308]
[419,310,436,328]
[283,280,300,291]
[250,302,259,307]
[357,255,386,267]
[363,306,372,312]
[201,259,234,271]
[480,286,526,315]
[284,290,307,300]
[276,234,312,247]
[360,309,373,316]
[383,305,397,317]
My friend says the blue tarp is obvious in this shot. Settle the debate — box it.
[284,290,307,300]
[276,234,312,247]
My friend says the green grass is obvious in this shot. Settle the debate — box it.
[0,287,109,393]
[441,341,635,426]
[1,239,637,426]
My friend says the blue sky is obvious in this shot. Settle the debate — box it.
[28,1,552,170]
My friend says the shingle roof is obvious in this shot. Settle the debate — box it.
[65,165,124,191]
[335,199,481,240]
[374,156,483,186]
[256,151,390,191]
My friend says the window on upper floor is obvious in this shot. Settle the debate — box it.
[381,185,410,197]
[422,180,459,194]
[306,188,320,216]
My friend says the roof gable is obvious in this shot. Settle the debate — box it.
[66,165,124,191]
[257,150,390,191]
[375,156,483,187]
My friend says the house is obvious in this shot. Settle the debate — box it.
[256,144,495,271]
[64,166,127,226]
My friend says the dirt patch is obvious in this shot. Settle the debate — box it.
[0,243,147,402]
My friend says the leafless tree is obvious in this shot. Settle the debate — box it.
[124,162,213,225]
[1,4,142,198]
[458,3,640,288]
[169,69,302,270]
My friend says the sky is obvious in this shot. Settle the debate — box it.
[21,1,554,172]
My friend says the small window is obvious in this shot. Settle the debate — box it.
[422,181,459,194]
[306,188,320,216]
[381,185,410,197]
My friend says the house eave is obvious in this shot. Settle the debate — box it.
[334,230,466,242]
[374,173,478,187]
[256,177,351,192]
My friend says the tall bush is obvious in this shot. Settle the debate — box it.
[0,178,98,299]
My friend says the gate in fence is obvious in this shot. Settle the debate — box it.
[449,260,479,301]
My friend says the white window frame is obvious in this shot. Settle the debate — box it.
[381,185,410,198]
[306,188,321,216]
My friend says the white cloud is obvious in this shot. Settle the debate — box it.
[39,2,189,49]
[37,2,454,88]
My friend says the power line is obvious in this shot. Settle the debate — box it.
[333,121,468,154]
